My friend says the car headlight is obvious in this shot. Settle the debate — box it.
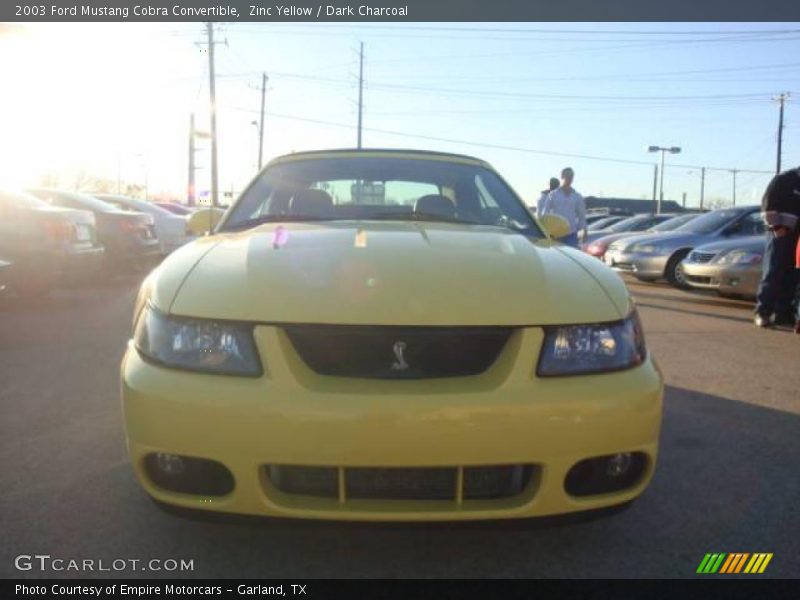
[134,304,262,376]
[537,312,646,376]
[714,250,763,265]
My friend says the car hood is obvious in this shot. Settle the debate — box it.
[151,222,632,326]
[689,235,765,254]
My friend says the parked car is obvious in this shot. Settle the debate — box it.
[0,190,104,295]
[96,194,195,255]
[586,208,633,226]
[584,213,701,260]
[587,215,628,231]
[27,189,161,270]
[681,235,765,299]
[603,206,763,287]
[155,202,197,216]
[122,148,663,521]
[584,213,679,246]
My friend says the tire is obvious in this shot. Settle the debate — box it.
[665,250,692,289]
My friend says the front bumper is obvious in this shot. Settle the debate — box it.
[682,262,761,298]
[682,261,722,290]
[604,250,669,279]
[122,326,664,521]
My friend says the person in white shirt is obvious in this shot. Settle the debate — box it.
[540,167,587,248]
[536,177,560,216]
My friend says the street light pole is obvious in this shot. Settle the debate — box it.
[647,145,681,214]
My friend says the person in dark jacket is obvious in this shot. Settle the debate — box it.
[754,166,800,328]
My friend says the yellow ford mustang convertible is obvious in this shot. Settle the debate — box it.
[121,149,663,521]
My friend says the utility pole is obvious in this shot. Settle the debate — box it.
[774,92,790,174]
[188,113,196,206]
[357,41,364,149]
[682,192,687,209]
[700,167,705,211]
[730,169,739,206]
[257,73,267,169]
[207,22,219,208]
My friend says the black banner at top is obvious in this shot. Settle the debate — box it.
[3,0,800,22]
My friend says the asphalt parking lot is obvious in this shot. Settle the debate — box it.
[0,274,798,579]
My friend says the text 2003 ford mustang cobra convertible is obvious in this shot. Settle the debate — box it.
[121,149,663,521]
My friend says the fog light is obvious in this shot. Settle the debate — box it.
[144,454,235,496]
[606,453,632,477]
[155,453,186,476]
[565,452,647,497]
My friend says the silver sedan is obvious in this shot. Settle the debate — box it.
[603,206,763,288]
[681,236,765,299]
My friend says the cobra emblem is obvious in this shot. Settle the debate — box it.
[391,341,408,370]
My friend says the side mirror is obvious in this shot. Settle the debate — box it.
[187,207,225,236]
[538,214,571,240]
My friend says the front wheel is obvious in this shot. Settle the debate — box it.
[665,250,691,289]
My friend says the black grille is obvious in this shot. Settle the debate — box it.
[266,465,534,501]
[284,325,512,379]
[686,275,712,285]
[347,467,456,500]
[689,251,716,264]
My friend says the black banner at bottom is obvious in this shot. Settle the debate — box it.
[4,579,799,600]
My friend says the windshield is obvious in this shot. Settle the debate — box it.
[221,156,541,236]
[606,214,658,232]
[648,213,698,232]
[674,209,744,234]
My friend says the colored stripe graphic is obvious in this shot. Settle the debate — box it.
[703,552,774,574]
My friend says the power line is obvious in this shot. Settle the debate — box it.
[212,69,793,104]
[221,105,774,174]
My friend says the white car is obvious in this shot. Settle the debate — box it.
[95,194,195,255]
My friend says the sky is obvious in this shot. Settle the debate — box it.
[0,22,798,208]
